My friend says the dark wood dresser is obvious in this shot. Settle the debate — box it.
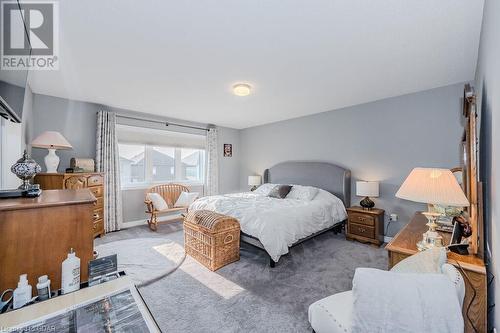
[346,206,385,246]
[35,173,105,237]
[0,190,96,295]
[386,212,486,333]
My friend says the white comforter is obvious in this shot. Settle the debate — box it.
[189,189,347,261]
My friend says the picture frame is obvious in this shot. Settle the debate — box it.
[223,144,232,157]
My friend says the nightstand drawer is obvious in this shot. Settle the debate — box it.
[349,212,375,226]
[349,223,375,238]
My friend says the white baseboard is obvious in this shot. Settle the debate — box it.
[383,236,393,243]
[121,219,148,228]
[121,214,183,229]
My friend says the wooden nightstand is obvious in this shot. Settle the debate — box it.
[346,206,385,246]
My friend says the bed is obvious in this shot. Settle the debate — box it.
[189,161,351,267]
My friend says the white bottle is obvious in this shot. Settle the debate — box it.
[61,248,80,294]
[13,274,32,309]
[36,275,51,301]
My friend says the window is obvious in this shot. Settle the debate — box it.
[119,143,146,184]
[117,125,206,187]
[151,146,175,182]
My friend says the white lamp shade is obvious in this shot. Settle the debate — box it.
[248,175,262,186]
[31,131,72,149]
[396,168,469,207]
[356,181,379,197]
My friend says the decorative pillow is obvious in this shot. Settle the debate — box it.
[390,247,447,274]
[253,183,277,196]
[268,185,293,199]
[175,191,199,207]
[286,185,319,201]
[146,193,169,211]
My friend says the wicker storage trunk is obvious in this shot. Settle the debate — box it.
[184,210,240,271]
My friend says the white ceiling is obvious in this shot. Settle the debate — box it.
[29,0,484,129]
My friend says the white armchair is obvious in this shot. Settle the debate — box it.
[308,263,466,333]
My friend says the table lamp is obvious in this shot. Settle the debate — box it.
[248,175,262,191]
[31,131,73,173]
[356,181,379,209]
[396,168,469,250]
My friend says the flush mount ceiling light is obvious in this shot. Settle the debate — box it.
[232,83,252,96]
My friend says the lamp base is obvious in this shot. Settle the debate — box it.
[359,196,375,209]
[44,148,60,173]
[250,185,258,191]
[417,211,444,251]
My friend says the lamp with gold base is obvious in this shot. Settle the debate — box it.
[396,168,469,251]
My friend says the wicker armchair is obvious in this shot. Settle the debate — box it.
[145,184,190,231]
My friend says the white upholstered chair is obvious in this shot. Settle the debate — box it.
[308,264,465,333]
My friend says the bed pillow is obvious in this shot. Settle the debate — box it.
[146,193,169,211]
[175,191,199,207]
[253,183,277,195]
[268,185,293,199]
[286,185,319,201]
[390,247,446,274]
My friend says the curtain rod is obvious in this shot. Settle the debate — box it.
[115,114,210,132]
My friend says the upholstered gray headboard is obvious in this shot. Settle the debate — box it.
[263,161,351,207]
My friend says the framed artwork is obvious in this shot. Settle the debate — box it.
[223,144,232,157]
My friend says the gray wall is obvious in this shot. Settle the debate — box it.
[239,83,465,236]
[21,84,34,153]
[31,94,98,171]
[474,0,499,329]
[30,93,240,224]
[218,127,241,194]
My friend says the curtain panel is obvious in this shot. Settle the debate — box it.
[205,127,219,196]
[96,110,123,232]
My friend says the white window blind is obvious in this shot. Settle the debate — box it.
[117,125,206,187]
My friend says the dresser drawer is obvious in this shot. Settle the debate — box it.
[89,186,103,198]
[94,197,104,209]
[87,174,103,187]
[349,223,375,239]
[93,208,104,222]
[93,219,104,235]
[64,175,87,189]
[349,213,375,226]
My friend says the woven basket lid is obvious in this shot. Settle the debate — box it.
[185,210,238,231]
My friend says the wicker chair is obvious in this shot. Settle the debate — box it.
[145,184,190,231]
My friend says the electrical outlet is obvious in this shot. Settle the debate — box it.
[389,213,398,222]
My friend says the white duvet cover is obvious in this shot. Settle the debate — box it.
[189,189,347,262]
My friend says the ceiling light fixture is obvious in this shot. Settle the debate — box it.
[233,83,252,96]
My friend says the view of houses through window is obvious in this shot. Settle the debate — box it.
[119,143,206,186]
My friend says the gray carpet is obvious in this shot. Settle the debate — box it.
[95,237,186,285]
[95,222,388,333]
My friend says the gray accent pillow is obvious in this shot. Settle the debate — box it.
[268,185,293,199]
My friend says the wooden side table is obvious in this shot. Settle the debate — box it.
[346,206,384,246]
[386,212,486,333]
